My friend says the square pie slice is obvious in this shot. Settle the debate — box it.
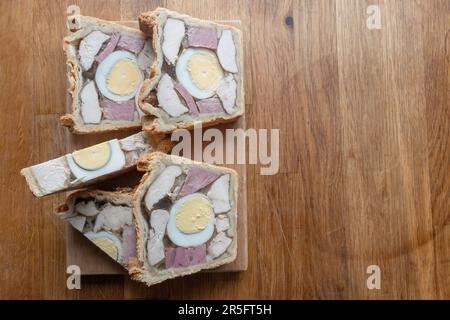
[129,152,238,286]
[62,15,155,134]
[137,8,245,133]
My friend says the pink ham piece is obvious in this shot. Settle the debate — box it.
[117,35,146,54]
[165,247,176,268]
[174,83,199,117]
[101,99,135,121]
[165,245,207,268]
[95,32,120,63]
[122,226,137,265]
[197,97,225,114]
[187,27,218,50]
[177,167,220,199]
[172,247,189,268]
[184,245,207,266]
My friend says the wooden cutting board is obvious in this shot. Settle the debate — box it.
[65,20,248,275]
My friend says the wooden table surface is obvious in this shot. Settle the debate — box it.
[1,0,449,299]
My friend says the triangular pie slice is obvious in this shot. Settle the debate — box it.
[57,189,137,269]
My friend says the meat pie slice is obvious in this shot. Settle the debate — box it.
[137,8,245,133]
[129,152,238,286]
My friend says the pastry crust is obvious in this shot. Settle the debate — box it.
[129,152,238,286]
[63,15,151,134]
[137,8,245,134]
[21,167,47,198]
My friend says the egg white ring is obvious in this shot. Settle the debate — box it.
[167,193,215,247]
[67,139,126,182]
[84,231,123,262]
[95,50,143,102]
[175,48,223,100]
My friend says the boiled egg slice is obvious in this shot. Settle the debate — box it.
[95,50,143,102]
[176,48,224,99]
[167,193,214,247]
[84,231,122,262]
[67,139,125,182]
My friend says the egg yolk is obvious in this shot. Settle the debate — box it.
[72,142,111,171]
[91,237,119,260]
[187,53,223,91]
[175,195,212,234]
[106,59,141,96]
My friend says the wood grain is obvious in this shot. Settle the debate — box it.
[1,0,449,299]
